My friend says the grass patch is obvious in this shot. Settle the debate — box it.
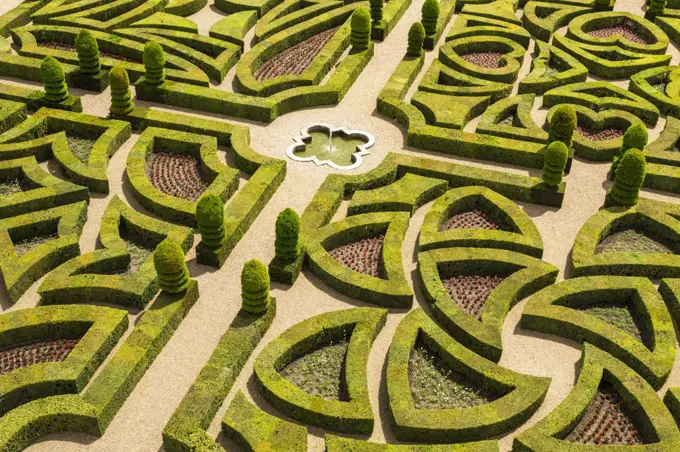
[13,233,58,257]
[578,301,646,346]
[596,229,677,254]
[66,135,98,164]
[280,340,349,401]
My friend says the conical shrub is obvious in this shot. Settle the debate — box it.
[109,66,134,115]
[241,259,270,314]
[275,208,300,261]
[370,0,383,24]
[542,141,569,186]
[351,7,371,51]
[646,0,665,18]
[548,105,576,147]
[153,239,190,293]
[407,22,425,57]
[197,193,226,249]
[40,56,69,103]
[609,148,646,206]
[421,0,440,35]
[143,41,165,85]
[611,123,648,173]
[75,29,100,74]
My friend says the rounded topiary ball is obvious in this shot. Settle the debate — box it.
[109,66,134,115]
[241,259,270,314]
[548,105,577,147]
[421,0,440,35]
[40,56,69,103]
[612,123,648,173]
[143,41,166,85]
[407,22,425,57]
[75,29,100,74]
[196,193,226,248]
[542,141,569,186]
[275,208,300,261]
[370,0,383,24]
[610,148,646,206]
[350,7,371,51]
[153,239,190,293]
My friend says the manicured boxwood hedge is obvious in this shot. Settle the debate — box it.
[0,79,82,113]
[630,65,680,116]
[0,100,27,135]
[475,93,547,143]
[163,302,276,452]
[522,2,592,42]
[520,275,677,389]
[325,435,499,451]
[518,40,588,95]
[254,307,387,434]
[514,344,680,451]
[387,308,550,443]
[448,13,531,48]
[210,11,257,48]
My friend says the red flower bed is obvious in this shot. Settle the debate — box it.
[0,338,80,375]
[577,125,626,142]
[329,235,385,278]
[566,382,643,445]
[588,25,651,45]
[461,52,503,69]
[146,151,209,201]
[442,210,503,231]
[254,27,339,82]
[441,274,505,319]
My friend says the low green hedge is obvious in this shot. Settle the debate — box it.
[0,0,49,38]
[520,275,677,389]
[387,308,550,443]
[163,302,276,452]
[164,0,208,16]
[0,304,127,417]
[372,0,412,41]
[129,12,199,33]
[514,344,680,451]
[43,0,164,32]
[644,116,680,166]
[629,65,680,116]
[447,13,531,48]
[522,2,593,42]
[255,0,343,42]
[418,247,557,362]
[419,186,544,256]
[325,435,498,451]
[0,79,82,112]
[439,35,525,84]
[570,198,680,278]
[254,307,387,434]
[476,93,548,143]
[126,127,239,227]
[518,40,588,95]
[209,11,257,48]
[422,0,456,49]
[39,196,194,309]
[0,100,27,135]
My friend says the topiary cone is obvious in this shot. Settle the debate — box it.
[421,0,440,35]
[275,208,300,261]
[548,105,577,147]
[197,193,226,249]
[143,41,166,85]
[542,141,569,186]
[609,148,646,206]
[75,29,100,74]
[40,56,69,103]
[109,66,134,115]
[350,7,371,51]
[241,259,270,314]
[370,0,383,24]
[611,123,648,173]
[646,0,665,18]
[407,22,425,57]
[153,239,190,293]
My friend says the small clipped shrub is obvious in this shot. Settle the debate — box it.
[370,0,383,24]
[153,239,190,293]
[275,208,300,261]
[350,7,371,51]
[542,141,569,186]
[40,56,69,103]
[646,0,665,18]
[109,66,134,115]
[595,0,611,9]
[143,41,166,85]
[197,193,226,249]
[421,0,440,35]
[407,22,425,57]
[548,105,577,147]
[75,29,100,74]
[609,148,646,206]
[611,123,648,173]
[241,259,270,314]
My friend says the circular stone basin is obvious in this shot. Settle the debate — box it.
[577,125,626,141]
[286,123,374,170]
[461,52,503,68]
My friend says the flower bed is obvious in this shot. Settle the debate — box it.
[595,229,677,254]
[577,125,625,142]
[441,274,506,319]
[565,381,643,445]
[441,210,505,231]
[587,25,652,45]
[145,151,209,201]
[0,338,80,375]
[460,51,502,69]
[328,234,385,278]
[254,27,339,82]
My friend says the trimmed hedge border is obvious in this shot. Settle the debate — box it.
[520,275,677,389]
[522,2,594,41]
[129,12,199,33]
[387,308,550,443]
[0,100,27,135]
[325,435,499,451]
[418,247,558,362]
[254,307,387,434]
[476,93,547,143]
[419,186,544,256]
[210,11,258,48]
[630,65,680,116]
[518,40,588,95]
[163,302,276,452]
[514,344,680,451]
[0,81,81,113]
[447,14,531,48]
[38,196,194,309]
[570,198,680,278]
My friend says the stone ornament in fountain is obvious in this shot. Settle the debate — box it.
[286,123,374,170]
